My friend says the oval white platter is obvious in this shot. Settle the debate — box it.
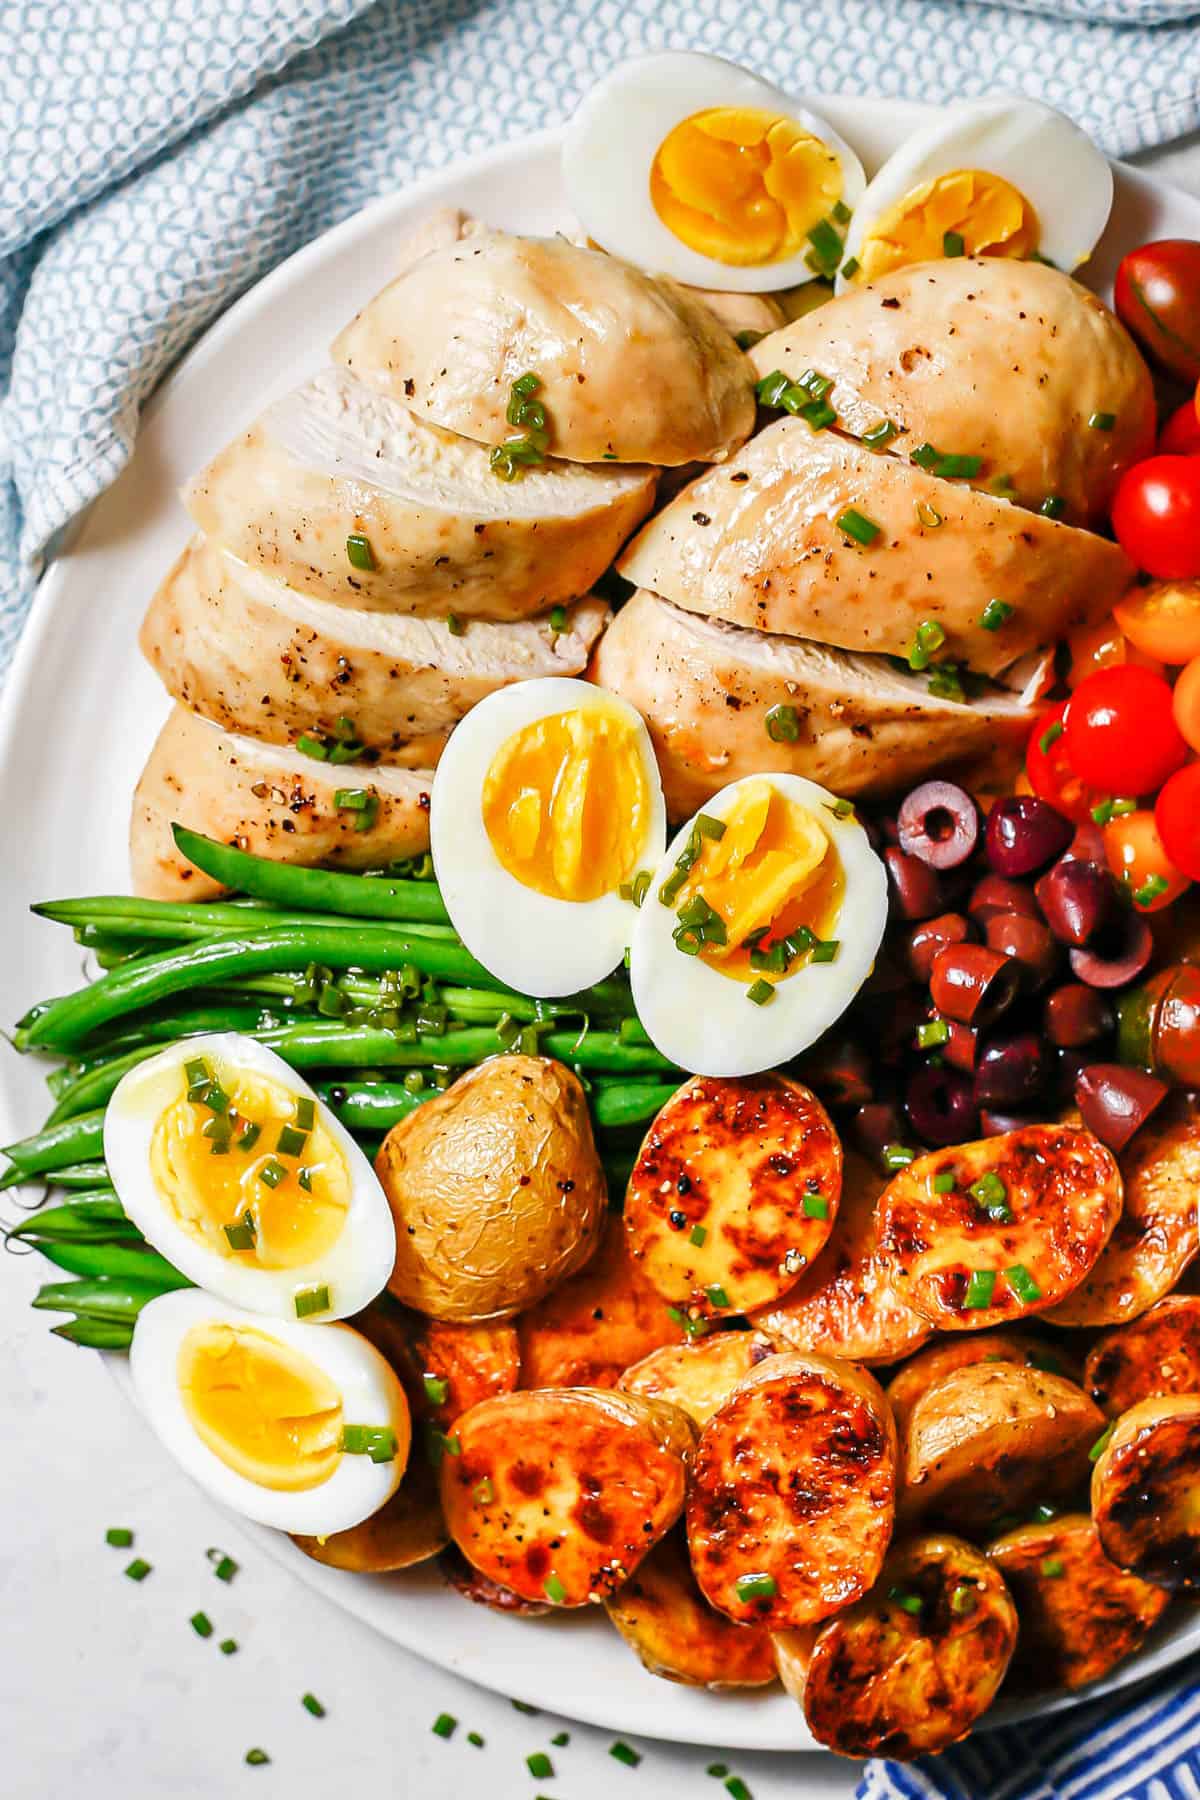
[2,97,1199,1751]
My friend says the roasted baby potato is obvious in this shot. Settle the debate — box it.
[1044,1107,1200,1327]
[441,1386,694,1606]
[617,1330,779,1428]
[352,1294,520,1429]
[775,1534,1017,1759]
[687,1351,897,1628]
[624,1074,842,1320]
[901,1362,1104,1533]
[605,1528,777,1689]
[752,1151,931,1366]
[439,1544,551,1617]
[1092,1394,1200,1590]
[876,1126,1121,1330]
[886,1331,1079,1440]
[291,1453,448,1572]
[518,1213,685,1389]
[988,1513,1171,1691]
[378,1056,605,1322]
[1085,1296,1200,1417]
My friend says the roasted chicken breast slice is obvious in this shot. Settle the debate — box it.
[332,231,755,466]
[185,366,656,616]
[591,591,1042,814]
[140,536,610,764]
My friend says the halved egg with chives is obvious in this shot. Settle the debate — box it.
[563,51,866,292]
[131,1289,410,1533]
[104,1035,395,1322]
[630,774,887,1077]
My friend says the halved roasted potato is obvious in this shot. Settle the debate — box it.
[876,1126,1122,1329]
[988,1512,1171,1691]
[901,1362,1103,1532]
[439,1544,551,1617]
[617,1331,779,1427]
[774,1534,1017,1759]
[518,1213,685,1389]
[291,1453,448,1572]
[353,1294,520,1430]
[687,1351,897,1628]
[751,1150,931,1366]
[605,1529,777,1689]
[1085,1296,1200,1417]
[1092,1394,1200,1590]
[886,1331,1079,1440]
[441,1387,694,1606]
[624,1074,842,1321]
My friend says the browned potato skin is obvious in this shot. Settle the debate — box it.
[687,1351,897,1628]
[1043,1108,1200,1327]
[901,1362,1104,1533]
[886,1331,1080,1440]
[606,1528,778,1689]
[624,1075,842,1320]
[752,1151,931,1366]
[1092,1394,1200,1591]
[876,1126,1122,1329]
[291,1454,448,1572]
[378,1056,605,1322]
[988,1513,1170,1692]
[518,1213,685,1389]
[618,1331,779,1427]
[1086,1296,1200,1417]
[438,1544,551,1617]
[351,1294,520,1430]
[783,1534,1017,1759]
[441,1387,694,1606]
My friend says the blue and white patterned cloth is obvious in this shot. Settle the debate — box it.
[1,1,1199,1790]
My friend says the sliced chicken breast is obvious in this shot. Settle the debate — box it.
[617,418,1133,678]
[131,707,431,899]
[140,536,611,765]
[331,232,755,466]
[749,258,1154,524]
[185,366,656,617]
[591,591,1042,815]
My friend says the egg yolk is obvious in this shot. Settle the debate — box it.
[178,1320,343,1492]
[678,780,844,982]
[853,168,1039,283]
[650,106,843,267]
[482,706,651,903]
[150,1064,350,1271]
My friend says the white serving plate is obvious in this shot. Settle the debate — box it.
[2,99,1199,1752]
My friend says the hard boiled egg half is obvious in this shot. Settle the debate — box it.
[839,96,1112,290]
[631,774,887,1077]
[563,51,865,292]
[431,677,666,996]
[105,1035,395,1322]
[131,1289,410,1533]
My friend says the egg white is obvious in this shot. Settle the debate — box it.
[562,51,866,293]
[630,774,887,1078]
[430,677,666,997]
[838,96,1112,291]
[131,1289,408,1534]
[104,1034,395,1321]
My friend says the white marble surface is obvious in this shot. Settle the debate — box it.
[2,133,1198,1800]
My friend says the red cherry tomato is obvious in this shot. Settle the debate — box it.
[1156,763,1200,881]
[1063,665,1188,795]
[1105,809,1191,912]
[1160,396,1200,456]
[1025,701,1103,823]
[1111,455,1200,580]
[1114,240,1200,384]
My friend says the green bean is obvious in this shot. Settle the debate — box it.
[51,1317,134,1351]
[77,930,152,963]
[45,901,459,946]
[32,1275,174,1321]
[41,1164,111,1191]
[34,1239,189,1285]
[590,1081,679,1130]
[1,1108,105,1178]
[253,1020,677,1075]
[46,1044,167,1123]
[7,1196,138,1243]
[315,1081,430,1132]
[170,826,452,923]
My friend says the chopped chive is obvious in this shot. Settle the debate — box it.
[258,1158,286,1190]
[346,532,376,572]
[301,1693,326,1718]
[1007,1263,1042,1304]
[1039,720,1064,755]
[511,1701,539,1715]
[943,230,966,257]
[124,1559,151,1582]
[810,938,839,964]
[1088,411,1116,432]
[334,787,380,833]
[207,1547,238,1582]
[1090,1423,1116,1462]
[551,1732,570,1747]
[806,218,844,271]
[840,255,860,279]
[689,1223,708,1246]
[237,1121,261,1152]
[963,1269,997,1310]
[298,1166,313,1192]
[883,1144,915,1170]
[341,1424,399,1462]
[245,1749,270,1767]
[423,1373,450,1407]
[219,1638,238,1655]
[1040,494,1066,520]
[746,978,775,1007]
[861,418,899,450]
[106,1527,133,1548]
[907,617,946,670]
[549,604,567,634]
[543,1574,567,1604]
[1041,1557,1065,1579]
[832,199,852,225]
[190,1612,214,1639]
[764,702,800,743]
[981,599,1014,631]
[917,1018,950,1049]
[836,506,881,545]
[755,370,791,408]
[294,1283,331,1319]
[969,1171,1007,1207]
[950,1582,977,1615]
[707,1768,729,1781]
[276,1123,308,1159]
[1032,1502,1058,1522]
[432,1713,457,1739]
[467,1731,485,1747]
[725,1779,752,1800]
[933,1171,956,1194]
[734,1571,778,1603]
[888,1585,924,1615]
[293,1096,315,1131]
[706,1283,731,1309]
[446,613,465,637]
[825,797,855,819]
[802,1193,829,1221]
[610,1741,641,1767]
[527,1753,554,1778]
[1133,873,1169,907]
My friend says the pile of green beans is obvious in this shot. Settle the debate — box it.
[4,830,678,1346]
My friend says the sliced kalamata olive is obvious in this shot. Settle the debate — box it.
[852,1099,906,1164]
[985,796,1074,878]
[974,1030,1048,1106]
[885,847,945,921]
[797,1033,873,1107]
[929,943,1021,1028]
[968,874,1041,921]
[905,1064,979,1147]
[1044,984,1114,1048]
[1069,914,1154,990]
[897,781,980,871]
[1035,859,1113,946]
[984,911,1061,991]
[1064,818,1107,864]
[906,912,973,983]
[979,1108,1038,1137]
[1055,1046,1090,1099]
[1074,1062,1168,1153]
[943,1020,979,1073]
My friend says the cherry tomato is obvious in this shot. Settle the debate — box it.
[1172,655,1200,752]
[1159,395,1200,456]
[1155,763,1200,881]
[1113,581,1200,665]
[1066,616,1163,687]
[1114,240,1200,384]
[1104,809,1191,912]
[1025,702,1103,823]
[1063,665,1188,795]
[1111,455,1200,581]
